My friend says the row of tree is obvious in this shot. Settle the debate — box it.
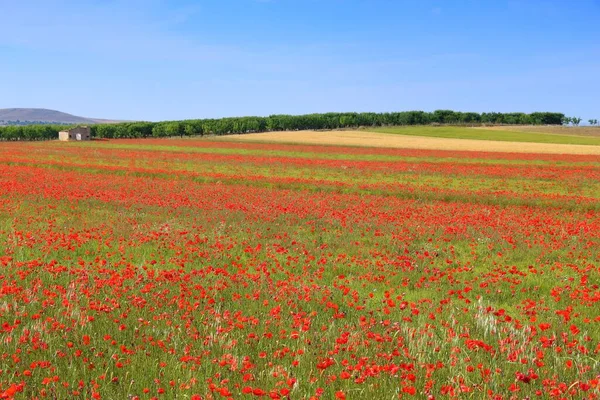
[0,125,67,141]
[0,120,64,126]
[0,110,568,140]
[564,117,583,126]
[562,117,600,126]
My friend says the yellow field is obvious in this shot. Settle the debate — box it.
[217,129,600,155]
[477,125,600,136]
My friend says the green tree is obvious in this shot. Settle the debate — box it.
[95,124,117,139]
[183,121,203,136]
[163,122,184,137]
[152,124,167,138]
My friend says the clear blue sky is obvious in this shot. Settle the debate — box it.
[1,0,598,121]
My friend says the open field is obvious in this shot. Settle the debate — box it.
[369,126,600,146]
[478,125,600,137]
[1,139,600,399]
[218,129,600,154]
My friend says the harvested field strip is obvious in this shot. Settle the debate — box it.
[217,129,600,154]
[477,125,600,136]
[371,126,600,145]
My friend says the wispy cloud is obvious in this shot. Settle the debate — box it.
[0,1,239,62]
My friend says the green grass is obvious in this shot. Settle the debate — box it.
[368,126,600,145]
[37,140,600,167]
[2,140,600,398]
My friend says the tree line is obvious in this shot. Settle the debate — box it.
[0,120,72,127]
[0,110,569,140]
[0,125,68,141]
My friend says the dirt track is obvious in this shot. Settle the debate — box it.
[218,130,600,155]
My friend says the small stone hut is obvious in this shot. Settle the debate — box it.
[58,126,91,141]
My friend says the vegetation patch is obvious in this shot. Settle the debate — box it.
[1,140,599,398]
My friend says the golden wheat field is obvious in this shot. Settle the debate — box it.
[218,129,600,155]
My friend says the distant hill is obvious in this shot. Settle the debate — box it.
[0,108,122,125]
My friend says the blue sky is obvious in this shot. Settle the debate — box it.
[0,0,598,121]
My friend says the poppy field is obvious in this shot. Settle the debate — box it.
[1,138,600,399]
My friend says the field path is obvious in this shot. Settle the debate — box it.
[217,129,600,155]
